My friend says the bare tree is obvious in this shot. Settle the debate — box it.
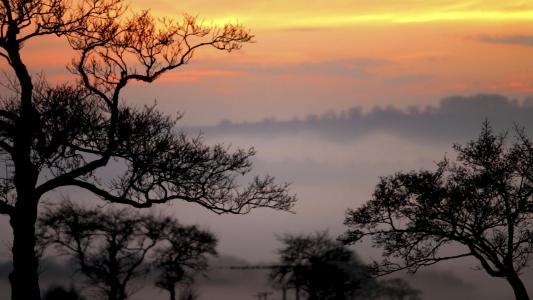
[0,1,295,299]
[342,122,533,300]
[39,201,218,300]
[270,232,372,300]
[153,224,217,300]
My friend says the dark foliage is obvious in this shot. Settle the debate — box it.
[154,223,216,300]
[342,122,533,300]
[42,285,85,300]
[270,232,420,300]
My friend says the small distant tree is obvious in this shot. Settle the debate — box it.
[270,232,372,300]
[342,123,533,300]
[39,202,216,300]
[154,224,217,300]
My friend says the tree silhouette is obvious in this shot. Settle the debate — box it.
[342,122,533,300]
[0,1,295,299]
[39,202,216,300]
[153,224,217,300]
[270,232,373,300]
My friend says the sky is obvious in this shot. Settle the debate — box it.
[2,1,533,299]
[15,0,533,125]
[130,0,533,124]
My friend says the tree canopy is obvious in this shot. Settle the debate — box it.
[342,122,533,300]
[271,232,420,300]
[153,221,217,300]
[271,232,367,300]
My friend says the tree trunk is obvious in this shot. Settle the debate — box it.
[108,283,120,300]
[507,272,530,300]
[168,287,176,300]
[118,286,128,300]
[108,289,119,300]
[7,28,40,300]
[9,201,40,300]
[308,290,318,300]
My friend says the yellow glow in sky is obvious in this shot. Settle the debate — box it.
[207,10,533,29]
[134,0,533,29]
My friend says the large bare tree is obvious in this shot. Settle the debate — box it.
[0,1,296,299]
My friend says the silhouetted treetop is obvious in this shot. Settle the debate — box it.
[271,232,371,300]
[154,222,216,300]
[67,9,252,99]
[271,232,421,300]
[0,80,295,213]
[342,122,533,300]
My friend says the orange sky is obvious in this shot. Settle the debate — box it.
[4,0,533,268]
[12,0,533,124]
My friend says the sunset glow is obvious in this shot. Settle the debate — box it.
[135,1,533,27]
[107,0,533,124]
[8,0,533,125]
[204,10,533,29]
